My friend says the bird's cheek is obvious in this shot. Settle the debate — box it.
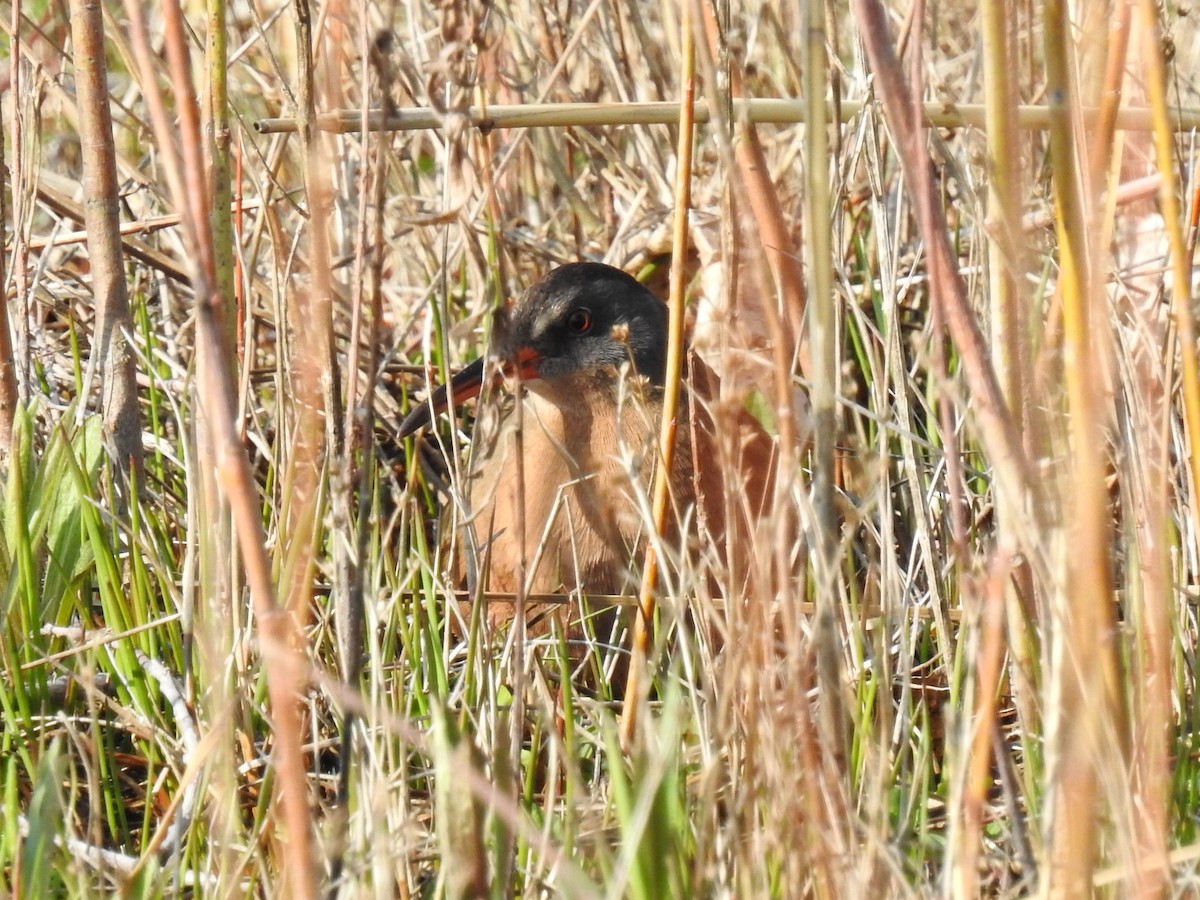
[500,346,544,383]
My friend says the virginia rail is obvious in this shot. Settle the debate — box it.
[397,262,711,636]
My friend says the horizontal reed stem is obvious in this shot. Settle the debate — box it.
[255,98,1200,134]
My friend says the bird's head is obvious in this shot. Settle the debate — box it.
[398,262,667,438]
[494,262,667,387]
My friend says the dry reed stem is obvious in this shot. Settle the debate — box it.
[1118,135,1173,894]
[204,0,238,356]
[1130,2,1197,889]
[1087,0,1133,185]
[253,98,1200,135]
[194,3,244,880]
[25,200,263,253]
[66,0,143,493]
[29,182,192,283]
[277,4,341,892]
[702,7,809,367]
[953,550,1013,897]
[1043,0,1128,890]
[801,0,853,876]
[283,0,341,626]
[980,0,1029,426]
[619,0,697,752]
[953,0,1028,892]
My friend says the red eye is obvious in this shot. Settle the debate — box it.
[567,308,593,334]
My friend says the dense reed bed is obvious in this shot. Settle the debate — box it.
[2,1,1200,895]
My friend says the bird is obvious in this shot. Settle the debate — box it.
[396,261,717,639]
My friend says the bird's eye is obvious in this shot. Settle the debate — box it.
[567,308,593,334]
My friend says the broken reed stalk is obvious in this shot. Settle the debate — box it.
[619,0,696,751]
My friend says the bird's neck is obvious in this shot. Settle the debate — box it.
[524,367,660,409]
[521,373,658,461]
[467,369,662,596]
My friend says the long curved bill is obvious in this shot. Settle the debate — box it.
[396,347,542,439]
[396,357,487,439]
